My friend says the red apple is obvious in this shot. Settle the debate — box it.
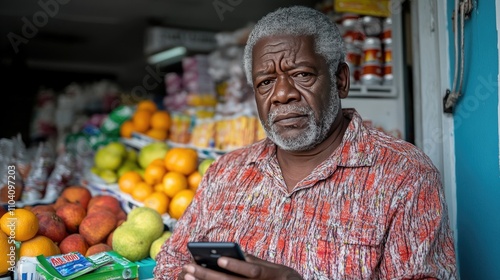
[36,212,67,244]
[59,234,89,255]
[30,205,56,216]
[56,203,87,233]
[87,195,121,214]
[61,186,92,209]
[79,211,117,246]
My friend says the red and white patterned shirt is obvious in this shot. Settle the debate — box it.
[154,109,457,279]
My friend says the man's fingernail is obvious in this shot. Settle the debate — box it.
[219,258,228,267]
[184,264,195,274]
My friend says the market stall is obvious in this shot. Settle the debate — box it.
[0,2,405,279]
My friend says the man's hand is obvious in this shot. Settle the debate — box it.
[179,254,303,280]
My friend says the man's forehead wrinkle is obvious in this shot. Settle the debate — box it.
[254,36,309,75]
[259,49,287,60]
[279,39,302,71]
[261,41,286,53]
[259,58,275,74]
[262,38,301,55]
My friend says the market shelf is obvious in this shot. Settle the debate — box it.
[167,141,228,160]
[348,84,397,98]
[120,133,155,150]
[121,132,228,160]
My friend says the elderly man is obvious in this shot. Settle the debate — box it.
[154,6,457,280]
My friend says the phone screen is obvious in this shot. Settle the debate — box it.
[187,242,246,276]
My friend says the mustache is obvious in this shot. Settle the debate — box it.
[268,105,313,123]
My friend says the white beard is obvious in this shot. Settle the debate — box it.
[264,82,340,151]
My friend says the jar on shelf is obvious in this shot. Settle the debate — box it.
[361,16,382,37]
[383,41,393,86]
[362,37,383,64]
[382,17,392,46]
[345,43,362,84]
[361,61,383,86]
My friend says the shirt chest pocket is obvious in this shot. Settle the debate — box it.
[300,220,385,279]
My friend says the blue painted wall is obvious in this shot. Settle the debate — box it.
[447,1,500,279]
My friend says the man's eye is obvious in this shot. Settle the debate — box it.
[296,72,311,77]
[258,80,272,87]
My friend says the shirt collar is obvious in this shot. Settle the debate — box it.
[244,109,375,168]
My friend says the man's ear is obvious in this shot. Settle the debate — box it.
[336,62,350,99]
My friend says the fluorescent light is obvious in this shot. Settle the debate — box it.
[147,46,187,65]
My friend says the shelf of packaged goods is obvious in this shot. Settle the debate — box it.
[348,84,397,98]
[80,171,178,231]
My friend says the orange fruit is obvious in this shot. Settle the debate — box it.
[150,158,165,167]
[164,148,198,176]
[131,181,154,202]
[19,235,60,258]
[132,110,152,133]
[137,100,157,113]
[0,230,7,243]
[1,209,38,241]
[120,120,135,138]
[146,128,168,141]
[168,189,195,219]
[187,171,202,192]
[0,231,9,274]
[162,171,188,198]
[143,191,170,215]
[118,170,143,194]
[154,183,164,192]
[151,110,171,130]
[144,163,167,185]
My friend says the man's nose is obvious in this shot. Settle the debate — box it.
[271,75,301,104]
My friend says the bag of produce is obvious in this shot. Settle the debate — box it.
[0,138,24,203]
[22,142,55,202]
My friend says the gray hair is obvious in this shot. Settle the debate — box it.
[243,6,345,85]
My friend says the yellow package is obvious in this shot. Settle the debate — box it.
[334,0,391,17]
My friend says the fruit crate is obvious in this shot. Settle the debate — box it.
[81,171,177,231]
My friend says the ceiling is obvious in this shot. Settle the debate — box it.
[0,0,320,89]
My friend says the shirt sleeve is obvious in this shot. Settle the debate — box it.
[379,170,457,279]
[153,172,210,279]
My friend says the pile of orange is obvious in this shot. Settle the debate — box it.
[117,147,201,219]
[0,231,9,275]
[0,208,60,272]
[120,99,171,141]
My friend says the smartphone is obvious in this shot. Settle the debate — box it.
[187,242,246,276]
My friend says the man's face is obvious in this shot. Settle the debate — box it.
[251,35,340,151]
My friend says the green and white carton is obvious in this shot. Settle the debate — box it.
[36,251,139,280]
